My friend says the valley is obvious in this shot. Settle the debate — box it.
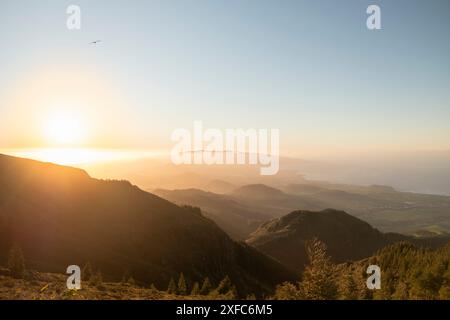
[1,153,450,300]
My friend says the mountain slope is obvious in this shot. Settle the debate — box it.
[246,209,450,271]
[229,183,450,235]
[153,188,270,239]
[0,154,295,295]
[228,184,325,217]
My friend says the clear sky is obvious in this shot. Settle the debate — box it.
[1,0,449,158]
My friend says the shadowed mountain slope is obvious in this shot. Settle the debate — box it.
[246,209,450,271]
[153,188,270,240]
[0,154,295,295]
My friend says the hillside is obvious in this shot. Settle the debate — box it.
[228,184,324,217]
[246,209,450,271]
[153,188,270,239]
[228,183,450,235]
[336,242,450,300]
[0,154,295,296]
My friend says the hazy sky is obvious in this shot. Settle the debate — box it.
[1,0,449,157]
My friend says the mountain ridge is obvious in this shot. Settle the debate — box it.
[246,209,450,271]
[0,154,295,296]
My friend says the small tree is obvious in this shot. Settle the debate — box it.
[216,276,232,294]
[273,282,302,300]
[149,284,158,294]
[392,282,409,300]
[191,282,200,295]
[200,277,212,295]
[167,277,177,295]
[339,272,359,300]
[7,244,25,279]
[213,275,237,298]
[439,285,450,300]
[82,262,93,282]
[178,273,187,295]
[299,238,338,300]
[90,270,103,286]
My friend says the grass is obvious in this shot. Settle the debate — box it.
[0,267,210,300]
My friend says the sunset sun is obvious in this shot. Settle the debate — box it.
[44,110,88,145]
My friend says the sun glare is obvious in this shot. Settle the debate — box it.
[44,111,88,145]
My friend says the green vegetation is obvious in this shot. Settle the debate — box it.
[274,240,450,300]
[274,239,338,300]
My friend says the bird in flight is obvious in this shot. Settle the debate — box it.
[90,40,102,45]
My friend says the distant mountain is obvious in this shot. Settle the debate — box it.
[230,184,288,199]
[282,184,328,195]
[229,183,450,235]
[155,182,450,240]
[228,184,324,217]
[0,154,295,295]
[246,209,450,271]
[153,188,270,240]
[204,179,236,194]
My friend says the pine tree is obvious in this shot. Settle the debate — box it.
[7,244,25,279]
[299,238,338,300]
[121,269,130,283]
[149,284,158,294]
[273,282,302,300]
[215,276,233,295]
[439,285,450,300]
[440,266,450,300]
[210,275,238,298]
[200,277,212,295]
[90,270,103,286]
[82,262,93,282]
[339,273,358,300]
[190,282,200,295]
[167,277,177,295]
[177,273,187,295]
[223,285,238,300]
[392,282,409,300]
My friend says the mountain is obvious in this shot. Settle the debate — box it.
[246,209,450,271]
[204,179,236,194]
[153,188,270,240]
[228,184,324,217]
[228,183,450,235]
[0,154,295,295]
[282,183,328,195]
[230,184,288,199]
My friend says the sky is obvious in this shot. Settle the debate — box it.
[0,0,449,159]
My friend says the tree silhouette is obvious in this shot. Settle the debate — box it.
[299,238,338,299]
[200,277,212,295]
[177,273,187,295]
[190,282,200,295]
[82,262,93,281]
[339,272,358,300]
[7,244,25,279]
[167,277,177,295]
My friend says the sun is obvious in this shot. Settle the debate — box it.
[44,110,88,146]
